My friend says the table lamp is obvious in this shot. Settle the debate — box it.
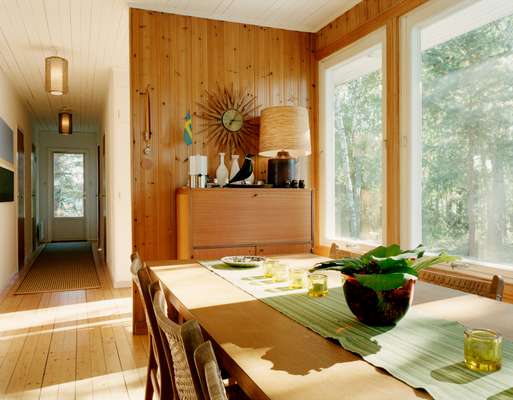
[259,106,311,187]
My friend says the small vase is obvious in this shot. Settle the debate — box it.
[216,153,229,186]
[229,155,240,183]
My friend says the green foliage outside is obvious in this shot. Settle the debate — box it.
[53,153,84,218]
[333,13,513,266]
[333,70,383,243]
[421,14,513,265]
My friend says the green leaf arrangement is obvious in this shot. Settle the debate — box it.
[311,244,459,292]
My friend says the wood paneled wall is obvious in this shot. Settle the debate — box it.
[130,8,314,260]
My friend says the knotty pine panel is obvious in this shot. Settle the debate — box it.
[130,8,314,260]
[315,0,429,60]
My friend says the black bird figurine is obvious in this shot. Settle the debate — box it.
[229,154,254,184]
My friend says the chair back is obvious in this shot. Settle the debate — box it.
[419,270,505,301]
[153,285,205,400]
[131,256,174,398]
[329,243,353,259]
[194,341,228,400]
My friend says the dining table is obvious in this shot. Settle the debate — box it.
[148,254,513,400]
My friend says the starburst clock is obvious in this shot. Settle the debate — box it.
[196,86,260,154]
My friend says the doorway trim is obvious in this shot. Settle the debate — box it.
[46,147,90,242]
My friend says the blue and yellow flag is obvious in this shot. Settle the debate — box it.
[183,112,193,145]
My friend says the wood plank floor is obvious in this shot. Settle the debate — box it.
[0,249,148,400]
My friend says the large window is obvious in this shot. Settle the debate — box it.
[402,0,513,266]
[53,152,85,218]
[320,30,386,245]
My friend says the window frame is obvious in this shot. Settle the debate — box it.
[400,0,513,274]
[52,150,86,219]
[318,27,387,248]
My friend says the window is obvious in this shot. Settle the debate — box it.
[53,152,85,218]
[402,0,513,266]
[319,29,386,245]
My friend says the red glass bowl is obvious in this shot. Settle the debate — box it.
[343,275,416,326]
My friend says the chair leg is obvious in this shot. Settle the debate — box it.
[145,345,156,400]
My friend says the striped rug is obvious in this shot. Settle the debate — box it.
[15,242,101,294]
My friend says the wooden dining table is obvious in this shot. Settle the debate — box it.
[149,254,513,400]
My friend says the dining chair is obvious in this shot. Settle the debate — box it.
[152,284,205,400]
[419,270,504,301]
[194,341,228,400]
[329,243,354,258]
[130,254,175,400]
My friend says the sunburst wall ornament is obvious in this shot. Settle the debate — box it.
[196,86,260,155]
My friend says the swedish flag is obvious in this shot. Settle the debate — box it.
[183,112,193,145]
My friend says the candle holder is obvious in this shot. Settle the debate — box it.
[464,328,502,372]
[272,263,289,283]
[289,268,306,289]
[308,273,328,297]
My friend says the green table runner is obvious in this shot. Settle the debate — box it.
[200,260,513,400]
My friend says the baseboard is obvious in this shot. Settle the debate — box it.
[90,241,130,289]
[0,243,45,301]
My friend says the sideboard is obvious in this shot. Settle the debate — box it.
[176,187,312,260]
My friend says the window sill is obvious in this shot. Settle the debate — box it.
[314,243,513,284]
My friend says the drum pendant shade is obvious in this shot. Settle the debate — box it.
[45,56,69,95]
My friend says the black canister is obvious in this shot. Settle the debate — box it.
[267,151,296,187]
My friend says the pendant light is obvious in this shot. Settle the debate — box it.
[45,56,69,95]
[58,112,72,135]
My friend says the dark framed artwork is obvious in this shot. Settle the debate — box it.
[0,118,14,164]
[0,166,14,202]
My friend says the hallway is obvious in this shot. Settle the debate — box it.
[0,252,147,399]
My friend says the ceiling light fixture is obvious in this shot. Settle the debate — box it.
[58,112,72,135]
[45,56,69,95]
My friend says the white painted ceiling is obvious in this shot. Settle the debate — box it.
[0,0,129,133]
[129,0,361,32]
[0,0,359,134]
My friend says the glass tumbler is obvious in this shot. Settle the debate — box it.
[464,328,502,372]
[289,267,306,289]
[308,273,328,297]
[272,263,289,283]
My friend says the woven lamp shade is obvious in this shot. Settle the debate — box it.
[259,106,311,157]
[45,56,69,95]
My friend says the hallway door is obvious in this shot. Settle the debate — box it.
[50,151,87,241]
[17,129,24,269]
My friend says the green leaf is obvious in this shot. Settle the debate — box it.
[411,253,460,272]
[355,272,417,291]
[310,258,365,275]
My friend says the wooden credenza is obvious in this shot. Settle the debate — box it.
[176,187,312,259]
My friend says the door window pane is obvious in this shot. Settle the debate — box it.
[420,2,513,265]
[53,153,84,218]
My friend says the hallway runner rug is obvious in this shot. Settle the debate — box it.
[15,242,101,294]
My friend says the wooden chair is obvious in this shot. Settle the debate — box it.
[152,284,205,400]
[130,254,175,400]
[194,341,228,400]
[329,243,354,258]
[419,270,505,301]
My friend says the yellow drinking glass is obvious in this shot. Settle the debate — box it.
[289,268,306,289]
[464,328,502,372]
[308,273,328,297]
[272,263,289,283]
[263,259,278,278]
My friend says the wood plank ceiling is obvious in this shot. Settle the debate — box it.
[128,0,361,33]
[0,0,360,133]
[0,0,129,133]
